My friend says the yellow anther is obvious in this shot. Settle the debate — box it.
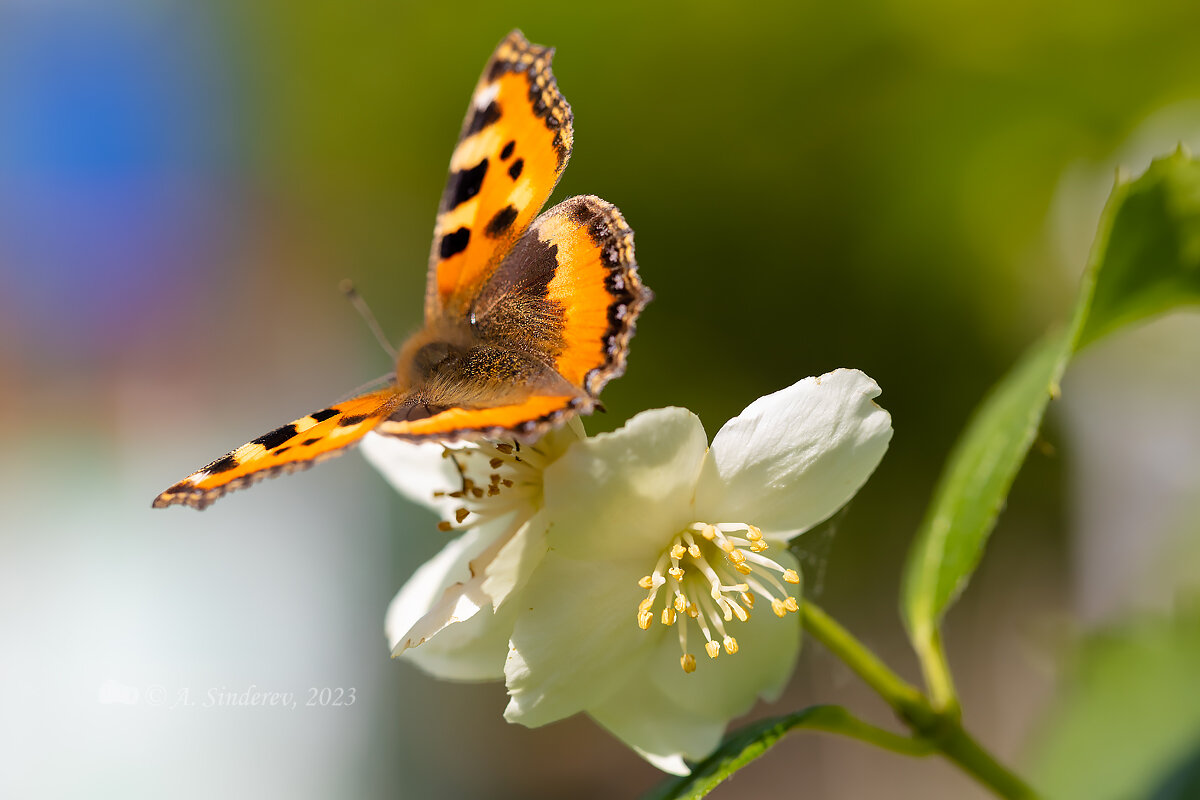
[726,549,746,564]
[750,540,769,552]
[746,526,763,541]
[734,563,753,575]
[705,641,721,659]
[670,543,686,560]
[661,607,676,626]
[719,539,736,553]
[723,636,738,655]
[741,592,755,608]
[686,603,699,618]
[638,597,655,613]
[700,525,717,540]
[638,575,654,589]
[782,569,800,584]
[668,566,685,580]
[784,596,800,612]
[687,544,702,558]
[731,603,749,622]
[674,594,686,613]
[771,598,787,617]
[681,653,697,673]
[637,609,654,630]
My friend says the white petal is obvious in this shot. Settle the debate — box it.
[481,509,549,609]
[696,369,892,538]
[587,679,723,775]
[385,523,515,681]
[361,433,461,517]
[503,552,656,727]
[541,407,709,561]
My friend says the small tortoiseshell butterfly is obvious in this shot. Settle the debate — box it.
[154,30,651,510]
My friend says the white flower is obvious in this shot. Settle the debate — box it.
[361,418,584,679]
[501,369,892,773]
[366,369,892,774]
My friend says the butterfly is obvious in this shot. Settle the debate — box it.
[153,30,651,510]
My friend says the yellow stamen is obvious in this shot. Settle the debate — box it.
[635,521,801,674]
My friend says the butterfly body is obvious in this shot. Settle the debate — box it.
[154,32,650,511]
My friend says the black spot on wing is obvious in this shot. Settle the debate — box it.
[310,408,338,422]
[507,158,524,181]
[439,227,470,259]
[464,100,501,136]
[252,424,297,451]
[500,140,515,160]
[207,455,239,474]
[301,438,321,447]
[338,414,369,427]
[485,205,519,238]
[444,159,489,211]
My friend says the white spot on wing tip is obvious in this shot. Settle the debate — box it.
[475,82,500,110]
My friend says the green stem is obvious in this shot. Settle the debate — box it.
[916,626,962,714]
[800,600,1039,800]
[779,705,935,758]
[799,601,927,718]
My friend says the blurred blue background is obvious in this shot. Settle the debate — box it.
[4,0,1200,797]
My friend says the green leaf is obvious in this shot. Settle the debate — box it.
[1031,610,1200,800]
[901,328,1073,706]
[901,147,1200,708]
[1078,148,1200,347]
[641,706,932,800]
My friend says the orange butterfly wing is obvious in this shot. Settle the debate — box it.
[152,389,402,510]
[377,195,651,441]
[425,30,573,320]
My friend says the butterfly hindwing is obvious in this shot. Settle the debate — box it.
[373,196,651,442]
[153,389,402,510]
[426,30,574,320]
[473,195,652,397]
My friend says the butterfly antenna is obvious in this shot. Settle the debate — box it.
[340,280,397,360]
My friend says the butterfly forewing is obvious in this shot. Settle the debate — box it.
[425,30,574,320]
[153,389,402,510]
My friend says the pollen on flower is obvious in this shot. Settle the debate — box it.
[634,521,801,672]
[429,439,551,532]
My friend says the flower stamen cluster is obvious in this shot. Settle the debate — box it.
[433,440,551,531]
[637,522,801,672]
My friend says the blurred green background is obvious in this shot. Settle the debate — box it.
[4,0,1200,797]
